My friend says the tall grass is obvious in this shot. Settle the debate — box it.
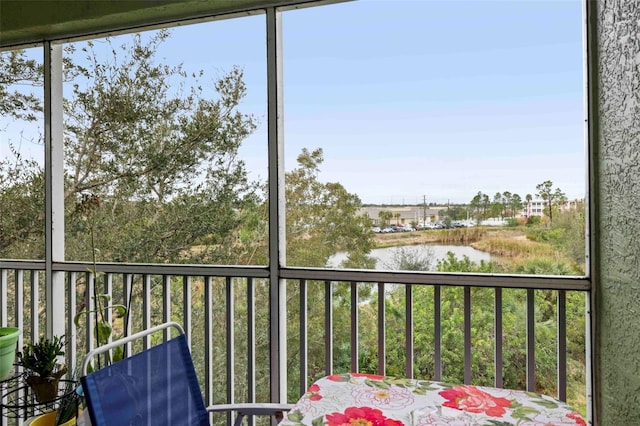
[374,228,486,248]
[472,236,583,275]
[438,228,486,244]
[472,236,557,258]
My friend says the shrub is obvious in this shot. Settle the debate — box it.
[527,228,566,245]
[526,216,541,226]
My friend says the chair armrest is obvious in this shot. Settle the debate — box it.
[208,403,294,414]
[207,403,294,426]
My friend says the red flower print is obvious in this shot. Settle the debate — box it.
[306,383,322,401]
[326,406,403,426]
[566,411,586,426]
[439,385,511,417]
[327,374,349,382]
[351,373,386,381]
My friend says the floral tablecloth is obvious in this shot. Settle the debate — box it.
[280,373,586,426]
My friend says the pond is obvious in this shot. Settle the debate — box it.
[328,244,491,271]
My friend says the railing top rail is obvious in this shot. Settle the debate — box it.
[1,260,269,278]
[0,260,45,270]
[1,260,590,290]
[280,267,591,291]
[53,261,271,278]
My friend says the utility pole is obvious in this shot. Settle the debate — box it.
[423,195,427,224]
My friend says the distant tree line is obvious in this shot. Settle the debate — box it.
[436,182,569,226]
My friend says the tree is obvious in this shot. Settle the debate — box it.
[443,204,469,221]
[0,50,45,257]
[436,252,501,273]
[535,180,566,226]
[509,193,523,219]
[469,191,490,223]
[2,38,379,390]
[285,147,374,268]
[2,31,259,264]
[283,147,376,397]
[490,192,504,219]
[0,50,42,122]
[0,148,44,256]
[501,191,512,217]
[378,210,393,227]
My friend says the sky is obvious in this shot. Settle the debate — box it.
[1,0,586,205]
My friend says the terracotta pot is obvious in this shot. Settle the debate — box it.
[26,365,68,403]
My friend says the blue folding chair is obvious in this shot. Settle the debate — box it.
[81,322,291,426]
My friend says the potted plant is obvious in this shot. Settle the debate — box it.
[0,326,21,380]
[74,193,128,372]
[24,410,78,426]
[18,335,67,403]
[54,370,82,426]
[23,369,83,426]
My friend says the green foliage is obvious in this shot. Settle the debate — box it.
[549,205,586,269]
[443,205,469,221]
[535,181,566,225]
[63,32,257,265]
[436,251,501,273]
[0,50,42,121]
[70,195,129,372]
[359,280,585,403]
[507,218,520,227]
[527,228,566,245]
[73,294,127,356]
[0,147,45,257]
[18,335,65,377]
[56,374,82,425]
[441,216,452,228]
[2,32,258,265]
[285,148,374,268]
[281,148,377,400]
[349,251,586,408]
[0,52,45,254]
[526,204,586,271]
[514,258,580,276]
[469,191,490,222]
[526,216,542,226]
[378,210,393,227]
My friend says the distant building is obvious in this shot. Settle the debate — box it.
[520,199,582,218]
[359,206,441,226]
[522,200,546,217]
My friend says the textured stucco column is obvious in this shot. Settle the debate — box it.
[594,0,640,423]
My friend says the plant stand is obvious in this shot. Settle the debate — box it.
[0,371,75,420]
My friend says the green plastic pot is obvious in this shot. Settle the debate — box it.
[0,327,21,380]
